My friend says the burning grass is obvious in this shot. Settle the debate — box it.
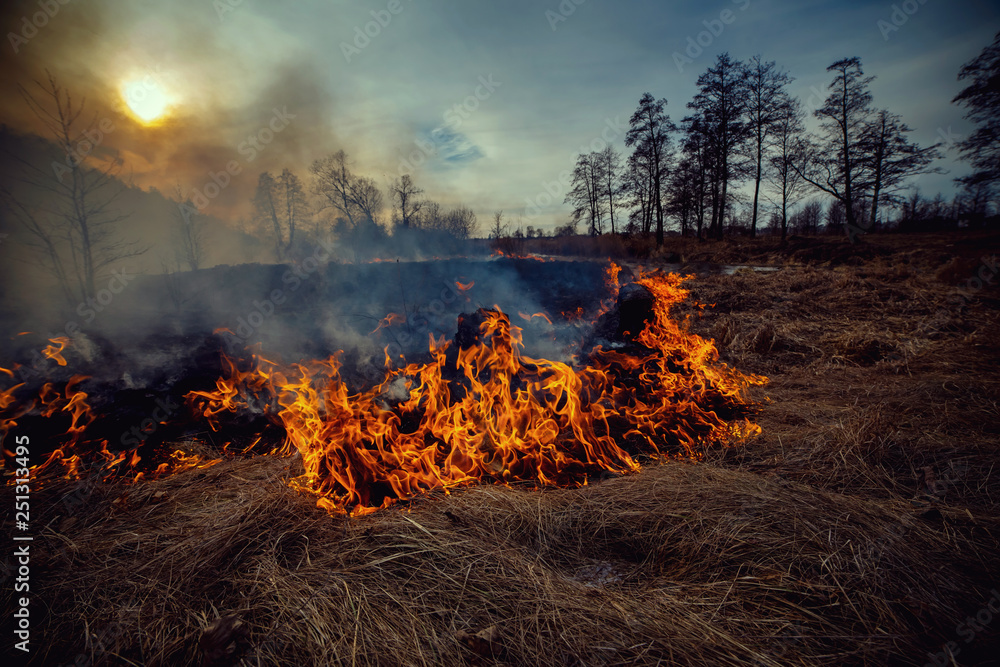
[4,246,1000,665]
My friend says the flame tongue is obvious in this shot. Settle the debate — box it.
[3,265,765,514]
[190,267,764,516]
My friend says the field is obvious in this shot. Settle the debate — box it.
[8,232,1000,666]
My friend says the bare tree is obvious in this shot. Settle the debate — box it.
[791,200,822,235]
[420,200,443,230]
[442,205,478,238]
[172,184,204,270]
[764,99,808,242]
[350,176,384,225]
[0,73,145,306]
[741,55,793,238]
[596,145,623,234]
[252,168,308,261]
[952,31,1000,187]
[390,174,424,229]
[861,109,941,229]
[794,57,875,240]
[565,152,606,236]
[489,209,507,239]
[621,149,654,235]
[625,93,675,246]
[310,150,362,228]
[688,53,748,240]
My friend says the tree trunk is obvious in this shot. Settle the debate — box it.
[750,148,762,239]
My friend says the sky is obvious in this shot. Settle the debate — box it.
[0,0,997,233]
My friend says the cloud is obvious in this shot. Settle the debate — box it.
[422,126,485,167]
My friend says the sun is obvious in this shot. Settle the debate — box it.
[122,79,171,124]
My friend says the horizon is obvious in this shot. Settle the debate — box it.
[0,0,997,239]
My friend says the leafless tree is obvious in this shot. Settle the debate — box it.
[351,176,384,225]
[489,209,507,239]
[861,109,942,228]
[310,150,363,228]
[252,168,308,261]
[565,152,606,236]
[442,205,478,238]
[764,99,808,242]
[0,72,145,307]
[794,57,874,240]
[688,53,749,240]
[390,174,424,229]
[596,145,623,234]
[172,184,204,271]
[952,31,1000,187]
[621,149,654,235]
[741,55,793,238]
[625,93,675,246]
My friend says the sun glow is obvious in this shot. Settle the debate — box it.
[122,79,171,124]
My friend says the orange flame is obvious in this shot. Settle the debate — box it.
[42,337,71,366]
[3,264,765,514]
[372,312,407,334]
[187,268,765,516]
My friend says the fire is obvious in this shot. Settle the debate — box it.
[2,264,766,516]
[185,266,765,515]
[371,312,407,334]
[42,337,70,366]
[518,311,554,325]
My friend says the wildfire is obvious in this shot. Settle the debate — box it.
[186,265,765,515]
[2,264,766,516]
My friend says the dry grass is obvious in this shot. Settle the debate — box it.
[7,239,1000,666]
[21,454,998,666]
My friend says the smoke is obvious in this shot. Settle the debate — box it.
[0,0,345,221]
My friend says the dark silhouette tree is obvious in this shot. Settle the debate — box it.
[596,145,623,235]
[0,73,145,306]
[794,57,875,241]
[565,152,606,236]
[764,98,808,243]
[252,168,308,261]
[688,53,748,240]
[861,109,941,229]
[952,31,1000,187]
[625,93,675,246]
[741,55,793,238]
[390,174,423,229]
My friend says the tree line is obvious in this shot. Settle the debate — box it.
[202,152,480,264]
[564,34,1000,245]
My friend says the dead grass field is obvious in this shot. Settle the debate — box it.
[8,233,1000,666]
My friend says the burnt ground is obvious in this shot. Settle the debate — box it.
[2,232,1000,666]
